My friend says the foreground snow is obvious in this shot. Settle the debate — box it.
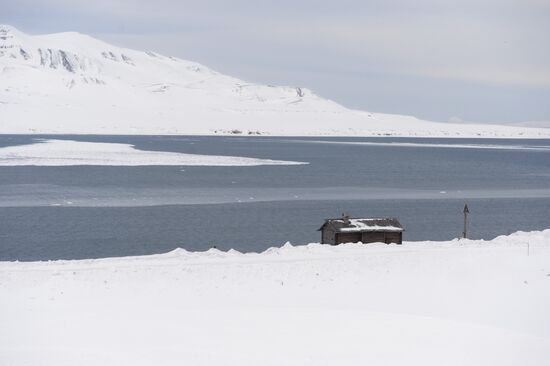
[1,231,549,365]
[0,139,305,166]
[1,24,549,138]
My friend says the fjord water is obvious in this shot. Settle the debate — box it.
[1,135,549,261]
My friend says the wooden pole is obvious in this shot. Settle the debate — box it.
[463,204,469,239]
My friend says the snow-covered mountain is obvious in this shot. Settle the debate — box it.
[1,24,548,137]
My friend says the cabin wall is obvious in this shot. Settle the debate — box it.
[362,232,402,244]
[322,227,403,245]
[388,232,402,244]
[321,228,336,245]
[362,232,384,243]
[335,232,362,244]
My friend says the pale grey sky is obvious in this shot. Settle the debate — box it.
[2,0,549,123]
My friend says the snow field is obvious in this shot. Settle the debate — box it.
[1,230,549,365]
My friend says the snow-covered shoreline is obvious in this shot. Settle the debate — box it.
[2,230,549,365]
[4,229,549,265]
[3,129,550,138]
[2,118,549,138]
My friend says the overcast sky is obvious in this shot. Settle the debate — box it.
[2,0,549,123]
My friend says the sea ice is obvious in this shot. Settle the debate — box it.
[0,139,307,166]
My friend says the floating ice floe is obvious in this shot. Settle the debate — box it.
[0,139,307,166]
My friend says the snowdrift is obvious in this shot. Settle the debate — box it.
[1,230,550,365]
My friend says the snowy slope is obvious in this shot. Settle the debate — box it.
[1,230,549,365]
[1,24,549,137]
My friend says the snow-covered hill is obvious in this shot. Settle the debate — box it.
[1,230,550,365]
[1,24,548,137]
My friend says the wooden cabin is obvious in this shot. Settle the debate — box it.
[319,216,403,245]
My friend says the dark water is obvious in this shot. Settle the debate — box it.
[1,135,549,261]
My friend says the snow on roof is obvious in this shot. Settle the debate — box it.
[320,218,403,232]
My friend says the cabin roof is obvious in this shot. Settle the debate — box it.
[318,217,403,233]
